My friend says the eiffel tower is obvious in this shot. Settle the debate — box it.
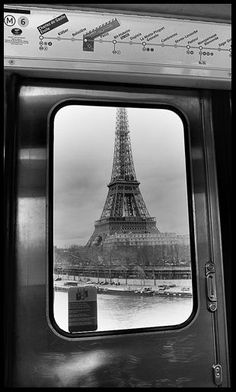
[87,107,159,246]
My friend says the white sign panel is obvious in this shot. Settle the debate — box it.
[4,6,231,82]
[68,286,97,332]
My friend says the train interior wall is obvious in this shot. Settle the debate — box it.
[211,91,232,370]
[3,3,231,387]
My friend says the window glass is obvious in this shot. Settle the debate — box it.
[53,105,193,333]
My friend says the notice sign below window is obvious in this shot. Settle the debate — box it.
[68,286,97,332]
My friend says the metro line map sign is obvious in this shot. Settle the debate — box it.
[4,5,231,83]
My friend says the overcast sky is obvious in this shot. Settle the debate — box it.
[54,105,189,247]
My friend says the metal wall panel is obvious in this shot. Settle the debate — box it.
[5,80,229,387]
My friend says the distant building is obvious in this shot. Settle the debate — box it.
[103,232,190,248]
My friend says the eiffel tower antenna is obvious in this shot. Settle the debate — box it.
[87,107,158,246]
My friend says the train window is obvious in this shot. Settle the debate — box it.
[53,104,193,333]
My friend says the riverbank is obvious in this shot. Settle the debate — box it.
[54,275,192,297]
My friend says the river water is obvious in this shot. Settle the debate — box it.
[54,291,193,332]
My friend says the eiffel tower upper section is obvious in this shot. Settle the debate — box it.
[109,108,137,187]
[87,107,158,247]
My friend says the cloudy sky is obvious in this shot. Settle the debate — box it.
[54,105,190,247]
